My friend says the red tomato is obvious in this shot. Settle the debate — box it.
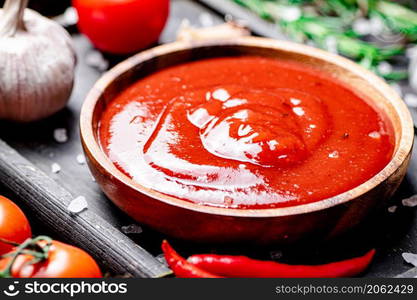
[0,196,31,255]
[0,240,102,278]
[73,0,170,54]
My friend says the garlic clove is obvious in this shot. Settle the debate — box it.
[0,0,76,122]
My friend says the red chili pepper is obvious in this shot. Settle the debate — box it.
[161,240,223,278]
[188,249,375,278]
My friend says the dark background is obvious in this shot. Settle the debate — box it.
[0,0,416,278]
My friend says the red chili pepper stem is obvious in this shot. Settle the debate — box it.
[161,240,223,278]
[188,249,376,278]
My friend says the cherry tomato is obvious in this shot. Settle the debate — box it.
[73,0,170,54]
[0,196,31,255]
[0,240,102,278]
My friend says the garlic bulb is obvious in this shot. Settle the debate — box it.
[0,0,76,122]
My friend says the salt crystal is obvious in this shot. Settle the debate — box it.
[51,163,61,174]
[402,195,417,207]
[270,250,283,260]
[68,196,88,214]
[377,62,393,75]
[76,154,86,165]
[121,224,143,234]
[328,151,339,158]
[388,205,397,213]
[402,252,417,267]
[404,94,417,108]
[86,51,109,72]
[53,128,68,143]
[353,18,372,35]
[199,13,214,27]
[280,6,301,22]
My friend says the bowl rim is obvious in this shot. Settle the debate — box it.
[80,36,414,218]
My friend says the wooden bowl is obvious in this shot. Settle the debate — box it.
[80,37,414,244]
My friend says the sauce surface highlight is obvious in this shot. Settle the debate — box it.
[99,56,394,209]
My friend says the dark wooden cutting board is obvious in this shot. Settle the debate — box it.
[0,0,415,277]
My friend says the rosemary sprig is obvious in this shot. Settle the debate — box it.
[371,1,417,39]
[232,0,416,81]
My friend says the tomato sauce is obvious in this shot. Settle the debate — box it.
[99,56,394,209]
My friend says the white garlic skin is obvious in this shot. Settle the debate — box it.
[0,9,76,122]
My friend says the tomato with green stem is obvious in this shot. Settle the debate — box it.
[0,236,102,278]
[73,0,170,54]
[0,196,31,255]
